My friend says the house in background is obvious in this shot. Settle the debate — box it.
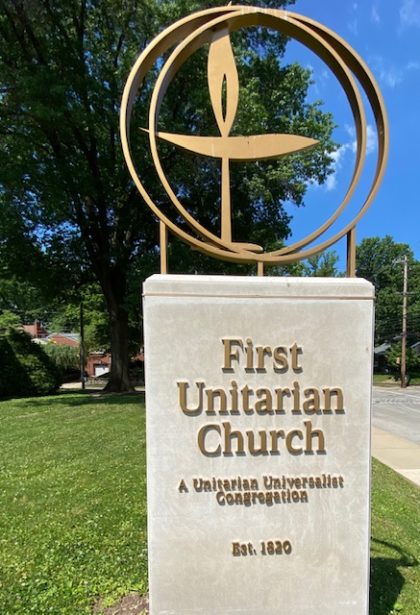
[373,342,391,372]
[374,339,420,372]
[22,321,144,381]
[23,321,48,339]
[86,352,112,378]
[23,321,112,379]
[47,332,80,347]
[48,333,112,378]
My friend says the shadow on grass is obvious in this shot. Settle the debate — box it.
[370,539,418,615]
[14,390,145,409]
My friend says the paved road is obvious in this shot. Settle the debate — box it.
[372,385,420,444]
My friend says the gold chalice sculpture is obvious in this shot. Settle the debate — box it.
[121,6,388,275]
[145,27,318,252]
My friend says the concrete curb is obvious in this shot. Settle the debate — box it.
[372,426,420,487]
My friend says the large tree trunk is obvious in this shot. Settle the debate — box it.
[99,267,135,393]
[104,304,134,392]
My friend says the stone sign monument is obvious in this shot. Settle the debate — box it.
[121,5,388,614]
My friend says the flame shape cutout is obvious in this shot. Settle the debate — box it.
[207,28,239,137]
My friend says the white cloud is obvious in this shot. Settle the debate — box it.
[324,144,350,192]
[309,146,345,192]
[346,124,377,156]
[371,4,381,24]
[400,0,420,29]
[407,60,420,70]
[381,67,404,88]
[370,55,420,88]
[320,124,377,192]
[325,174,337,191]
[366,124,377,155]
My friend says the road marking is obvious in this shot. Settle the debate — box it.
[373,389,420,402]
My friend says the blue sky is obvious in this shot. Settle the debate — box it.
[279,0,420,267]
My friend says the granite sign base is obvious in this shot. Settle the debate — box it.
[143,275,374,615]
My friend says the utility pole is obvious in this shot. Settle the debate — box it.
[401,255,408,388]
[80,302,86,391]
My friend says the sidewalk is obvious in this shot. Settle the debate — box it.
[372,426,420,487]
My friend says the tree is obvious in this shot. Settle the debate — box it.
[0,330,60,398]
[385,343,420,382]
[356,236,420,344]
[0,309,21,333]
[303,251,340,277]
[0,0,336,390]
[48,284,111,351]
[0,274,56,324]
[43,343,80,383]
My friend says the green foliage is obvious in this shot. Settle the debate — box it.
[357,237,420,344]
[44,343,79,372]
[49,284,111,353]
[385,343,420,377]
[263,249,340,278]
[157,11,337,252]
[0,309,21,333]
[302,251,340,277]
[0,330,60,398]
[0,0,336,390]
[0,277,52,323]
[357,236,410,291]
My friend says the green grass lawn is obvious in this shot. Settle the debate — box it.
[373,374,395,385]
[371,461,420,615]
[0,393,147,614]
[373,373,420,386]
[0,393,419,614]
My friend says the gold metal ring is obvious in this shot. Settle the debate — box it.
[120,6,389,265]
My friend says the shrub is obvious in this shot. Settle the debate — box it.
[385,342,420,383]
[0,330,60,398]
[44,343,79,371]
[0,310,21,333]
[43,343,81,384]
